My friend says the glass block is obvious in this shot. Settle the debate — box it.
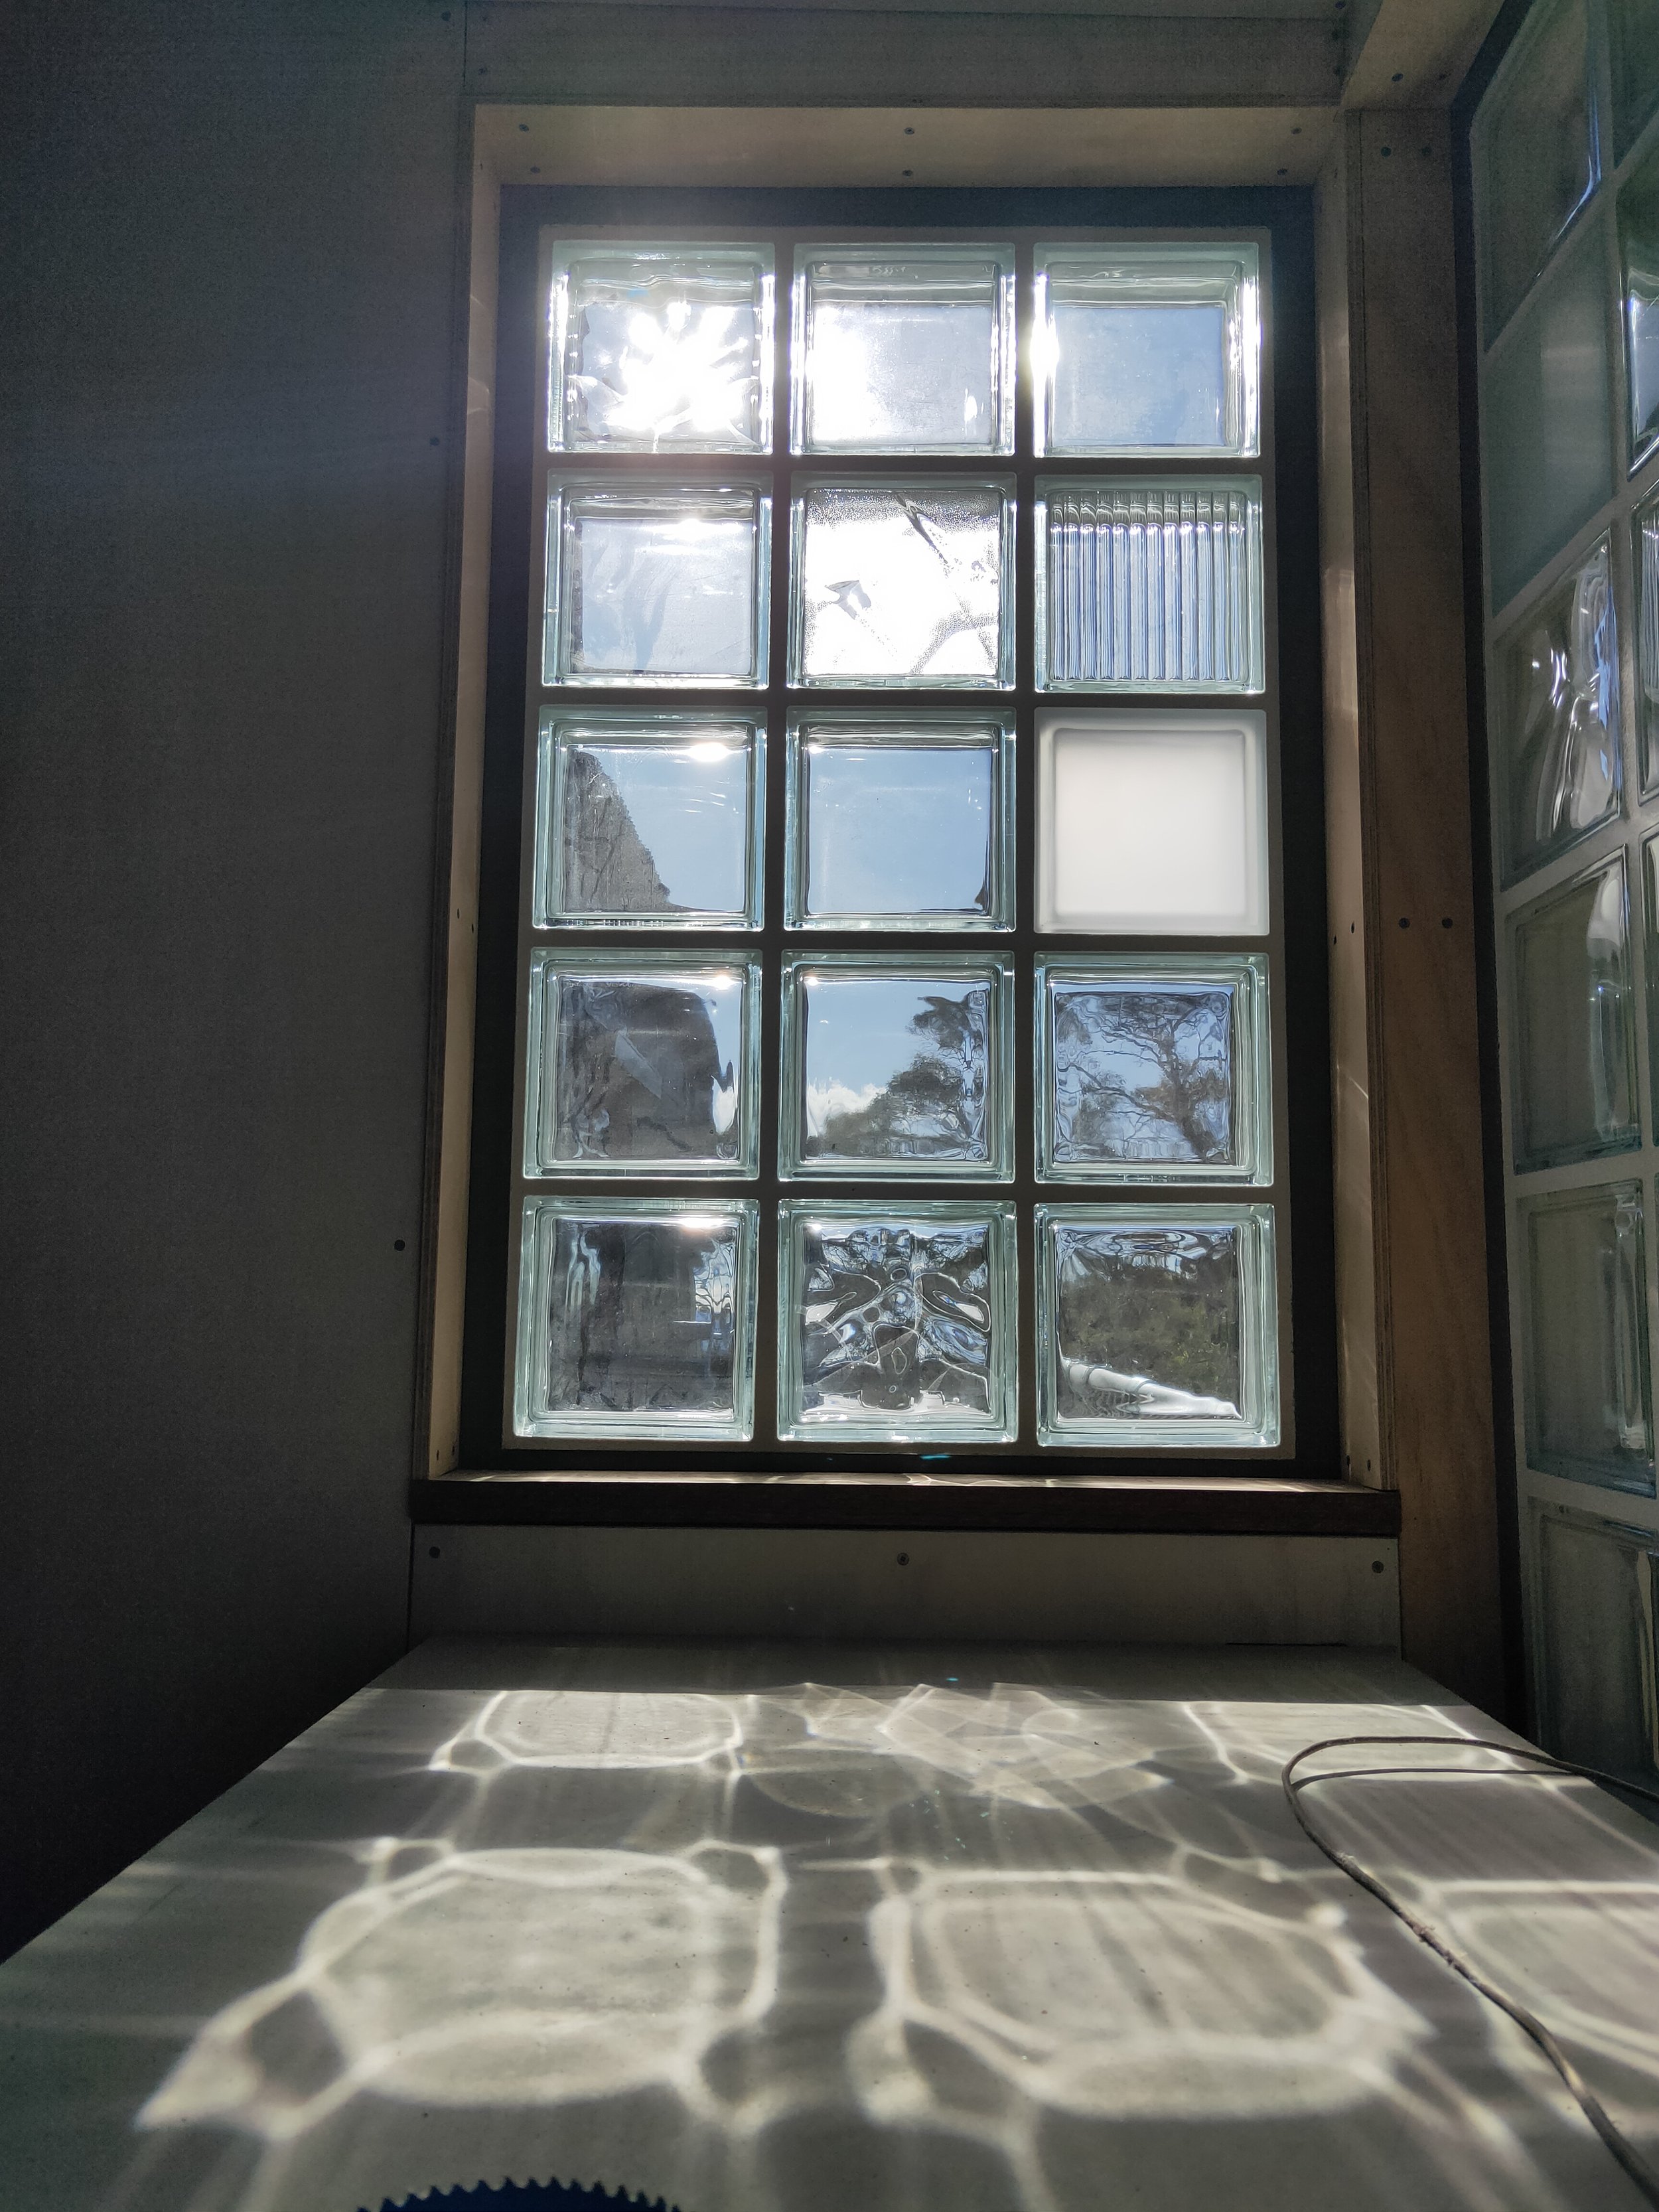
[548,242,773,453]
[1472,0,1597,342]
[1037,956,1271,1185]
[1534,1503,1659,1777]
[524,953,760,1177]
[1037,710,1269,935]
[791,246,1015,456]
[779,954,1013,1181]
[1520,1181,1654,1493]
[1640,488,1659,792]
[543,482,769,688]
[1034,244,1260,459]
[789,480,1014,689]
[514,1198,757,1440]
[1492,536,1621,880]
[1510,855,1638,1171]
[534,710,764,928]
[1036,1205,1279,1449]
[1619,141,1659,470]
[1036,479,1264,692]
[1610,0,1659,162]
[1481,221,1613,613]
[784,715,1013,931]
[776,1200,1018,1443]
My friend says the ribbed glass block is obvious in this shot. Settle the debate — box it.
[789,480,1015,689]
[1036,1205,1279,1449]
[1534,1502,1659,1777]
[1492,537,1621,880]
[1037,956,1272,1185]
[1472,0,1597,343]
[524,953,760,1177]
[1610,0,1659,161]
[790,246,1015,455]
[548,242,774,453]
[1510,855,1638,1171]
[1520,1181,1654,1493]
[776,1200,1018,1443]
[1034,244,1260,459]
[1036,479,1264,693]
[1037,710,1269,935]
[1619,141,1659,471]
[534,710,764,928]
[1640,488,1659,792]
[514,1197,757,1439]
[543,482,769,688]
[779,954,1013,1181]
[784,715,1013,931]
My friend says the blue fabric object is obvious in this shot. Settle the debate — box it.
[371,2183,676,2212]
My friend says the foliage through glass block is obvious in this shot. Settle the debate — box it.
[1509,855,1637,1171]
[1520,1182,1654,1493]
[1492,536,1619,881]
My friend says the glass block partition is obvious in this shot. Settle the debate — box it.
[506,224,1287,1459]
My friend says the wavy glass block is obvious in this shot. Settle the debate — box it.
[776,1200,1018,1443]
[790,480,1014,689]
[1492,537,1620,880]
[1510,856,1637,1171]
[514,1198,757,1440]
[1640,490,1659,792]
[1619,143,1659,471]
[1037,711,1269,935]
[1036,1205,1279,1449]
[1037,479,1264,692]
[780,955,1013,1181]
[534,711,763,928]
[784,716,1013,930]
[1611,0,1659,161]
[1037,956,1271,1185]
[1534,1503,1659,1776]
[1034,244,1260,459]
[1472,0,1597,343]
[524,954,759,1177]
[548,242,773,453]
[544,483,769,688]
[1520,1182,1654,1493]
[791,246,1015,455]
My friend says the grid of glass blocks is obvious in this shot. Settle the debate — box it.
[535,709,765,928]
[1034,244,1260,459]
[1492,536,1621,880]
[1640,486,1659,792]
[790,246,1016,456]
[776,1200,1018,1442]
[524,952,760,1177]
[515,1197,758,1440]
[1519,1180,1654,1493]
[784,714,1013,931]
[1471,0,1597,344]
[1619,138,1659,470]
[1037,956,1272,1185]
[1035,1205,1279,1448]
[1508,854,1638,1170]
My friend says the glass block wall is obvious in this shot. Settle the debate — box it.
[506,227,1288,1459]
[1473,0,1659,1769]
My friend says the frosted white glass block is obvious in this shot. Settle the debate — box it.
[1492,536,1620,879]
[1640,490,1659,793]
[790,480,1014,689]
[1037,479,1264,692]
[514,1198,757,1440]
[544,482,769,688]
[792,246,1015,455]
[1619,143,1659,470]
[1509,855,1637,1171]
[1534,1502,1659,1777]
[1035,244,1260,459]
[549,242,773,453]
[1472,0,1597,341]
[1037,710,1269,936]
[1520,1181,1654,1493]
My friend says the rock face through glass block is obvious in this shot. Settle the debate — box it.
[1534,1503,1659,1775]
[1640,490,1659,794]
[514,1199,757,1439]
[1520,1182,1654,1493]
[1510,856,1637,1171]
[1493,538,1619,879]
[777,1201,1017,1441]
[1473,0,1597,342]
[1619,141,1659,471]
[1037,479,1263,692]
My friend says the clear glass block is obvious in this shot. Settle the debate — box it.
[789,480,1015,690]
[1037,956,1272,1185]
[1640,488,1659,793]
[1036,710,1269,935]
[1534,1502,1659,1777]
[1520,1181,1654,1493]
[1036,479,1264,692]
[1610,0,1659,163]
[1481,220,1613,614]
[1510,855,1638,1171]
[524,952,760,1177]
[778,954,1013,1181]
[548,242,774,454]
[1034,244,1260,459]
[784,715,1013,931]
[1492,536,1621,880]
[1472,0,1597,342]
[534,709,764,928]
[790,246,1015,456]
[776,1199,1017,1443]
[1035,1204,1279,1449]
[543,482,769,688]
[1619,141,1659,471]
[514,1197,758,1440]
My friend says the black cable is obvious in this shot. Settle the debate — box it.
[1282,1734,1659,2209]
